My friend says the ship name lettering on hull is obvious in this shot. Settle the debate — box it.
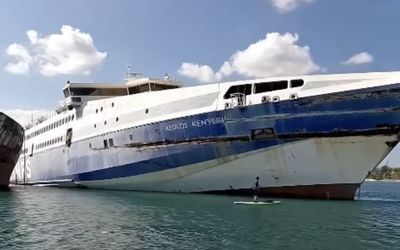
[165,123,188,131]
[191,117,224,127]
[165,117,224,131]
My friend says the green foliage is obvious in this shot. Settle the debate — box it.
[369,166,400,180]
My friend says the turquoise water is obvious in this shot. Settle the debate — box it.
[1,182,400,250]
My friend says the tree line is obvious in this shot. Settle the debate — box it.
[369,166,400,180]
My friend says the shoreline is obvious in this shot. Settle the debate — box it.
[365,178,400,182]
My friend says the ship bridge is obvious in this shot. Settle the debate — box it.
[63,75,182,109]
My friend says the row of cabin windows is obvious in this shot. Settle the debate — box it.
[95,102,115,114]
[98,134,134,149]
[90,135,134,149]
[93,117,119,128]
[223,79,304,99]
[89,138,114,149]
[27,115,75,140]
[103,138,114,148]
[35,136,63,150]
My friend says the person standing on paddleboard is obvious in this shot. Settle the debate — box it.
[253,176,260,202]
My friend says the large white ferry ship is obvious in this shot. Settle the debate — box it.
[11,71,400,199]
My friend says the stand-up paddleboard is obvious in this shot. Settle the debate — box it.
[234,200,281,205]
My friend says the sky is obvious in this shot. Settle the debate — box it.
[1,0,400,165]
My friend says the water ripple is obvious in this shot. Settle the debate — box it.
[1,182,400,249]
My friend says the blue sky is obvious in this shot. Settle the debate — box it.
[1,0,400,166]
[1,0,400,111]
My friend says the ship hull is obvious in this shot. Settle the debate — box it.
[0,113,24,189]
[204,184,359,200]
[75,135,396,200]
[13,76,400,199]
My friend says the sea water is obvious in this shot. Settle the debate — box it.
[1,182,399,250]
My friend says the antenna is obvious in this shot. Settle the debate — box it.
[125,65,142,81]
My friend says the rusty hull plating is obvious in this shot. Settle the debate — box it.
[0,112,24,189]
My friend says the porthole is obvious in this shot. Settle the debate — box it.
[112,102,114,108]
[289,93,298,100]
[129,134,133,140]
[104,121,107,125]
[96,109,98,114]
[94,124,97,128]
[261,96,271,103]
[100,107,103,112]
[89,143,92,148]
[145,108,149,114]
[272,96,280,102]
[116,117,119,122]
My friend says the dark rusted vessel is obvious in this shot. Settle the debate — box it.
[0,112,24,189]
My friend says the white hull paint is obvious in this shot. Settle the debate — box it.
[79,135,395,193]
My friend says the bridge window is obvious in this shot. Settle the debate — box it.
[128,83,178,95]
[128,84,150,94]
[149,83,178,91]
[223,84,252,99]
[71,97,82,103]
[63,88,71,98]
[290,79,304,88]
[254,81,288,94]
[69,88,127,96]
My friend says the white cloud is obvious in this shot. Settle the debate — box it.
[4,25,107,76]
[270,0,315,13]
[342,52,374,66]
[178,63,220,83]
[178,32,320,83]
[4,43,33,74]
[3,109,52,128]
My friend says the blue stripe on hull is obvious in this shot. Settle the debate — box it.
[129,83,400,143]
[73,140,282,181]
